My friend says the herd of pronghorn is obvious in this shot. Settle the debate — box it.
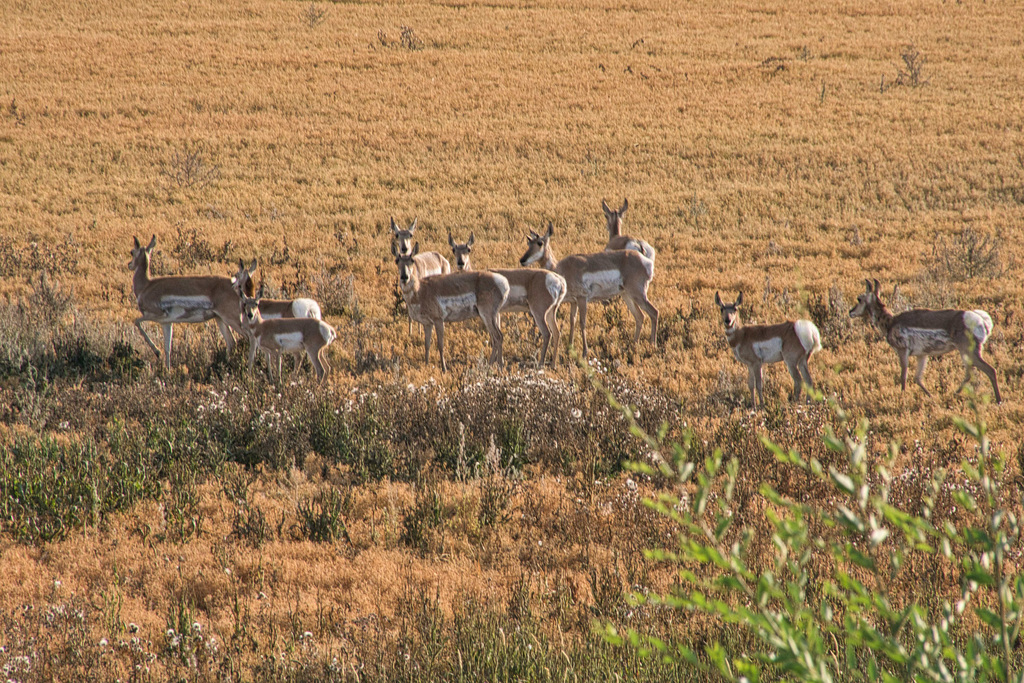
[128,199,1002,407]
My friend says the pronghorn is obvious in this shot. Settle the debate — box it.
[389,217,451,333]
[395,243,509,372]
[129,235,244,368]
[715,292,821,409]
[240,295,336,382]
[231,259,322,320]
[519,223,657,358]
[448,231,568,366]
[850,279,1001,403]
[602,198,656,262]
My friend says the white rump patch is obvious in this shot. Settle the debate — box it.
[793,320,822,354]
[438,292,477,320]
[964,310,992,345]
[752,337,783,363]
[546,273,566,302]
[273,331,306,352]
[292,299,322,320]
[582,270,623,299]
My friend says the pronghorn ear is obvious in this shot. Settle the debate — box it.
[257,282,266,298]
[238,258,245,269]
[409,217,418,233]
[133,236,141,249]
[467,232,474,247]
[147,235,157,251]
[546,222,554,238]
[448,232,456,249]
[864,278,873,293]
[873,278,881,294]
[390,217,399,234]
[714,291,723,308]
[736,292,744,307]
[620,198,628,214]
[411,242,420,256]
[601,198,612,216]
[248,258,257,275]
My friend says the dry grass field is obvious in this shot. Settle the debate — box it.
[2,0,1024,679]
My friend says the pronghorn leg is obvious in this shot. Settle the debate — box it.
[215,316,235,354]
[577,300,589,358]
[914,356,932,397]
[746,366,758,409]
[637,292,659,346]
[897,349,910,392]
[786,361,803,402]
[308,347,326,382]
[248,339,258,374]
[798,357,815,395]
[567,302,578,351]
[423,323,433,365]
[161,323,174,369]
[275,353,283,383]
[482,312,504,368]
[134,318,163,360]
[623,295,644,344]
[545,304,561,367]
[970,351,1001,403]
[530,305,549,367]
[754,364,765,409]
[435,323,447,372]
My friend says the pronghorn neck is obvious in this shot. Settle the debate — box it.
[722,316,742,347]
[607,215,622,239]
[870,300,896,335]
[132,252,152,295]
[539,244,558,271]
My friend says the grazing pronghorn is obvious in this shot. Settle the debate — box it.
[231,259,322,320]
[850,279,1001,403]
[602,198,656,262]
[519,223,657,358]
[448,231,567,366]
[395,243,509,372]
[389,217,451,333]
[129,235,244,368]
[715,292,821,409]
[240,295,336,382]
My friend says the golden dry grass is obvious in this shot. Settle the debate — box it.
[1,0,1024,678]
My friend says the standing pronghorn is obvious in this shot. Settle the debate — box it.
[715,292,821,409]
[602,199,656,262]
[240,295,336,382]
[395,243,509,372]
[519,223,657,358]
[129,235,245,368]
[448,231,567,367]
[231,259,322,320]
[849,279,1001,403]
[390,217,451,334]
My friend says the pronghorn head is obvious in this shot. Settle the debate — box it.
[390,217,418,258]
[448,231,474,271]
[714,291,744,330]
[395,241,420,289]
[520,223,553,266]
[601,198,628,238]
[129,235,157,271]
[849,279,882,320]
[231,258,259,297]
[240,295,263,329]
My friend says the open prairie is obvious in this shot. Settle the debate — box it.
[1,0,1023,679]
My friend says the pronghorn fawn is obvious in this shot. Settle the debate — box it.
[520,223,657,359]
[240,295,336,382]
[850,279,1001,403]
[395,242,509,372]
[715,292,822,409]
[390,217,451,333]
[129,235,245,369]
[231,259,322,320]
[602,198,656,262]
[448,231,567,366]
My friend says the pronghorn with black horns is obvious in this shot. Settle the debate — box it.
[240,294,336,383]
[715,292,822,409]
[389,217,451,334]
[129,235,245,368]
[849,278,1001,403]
[520,223,657,359]
[395,242,509,372]
[231,259,322,320]
[448,231,567,367]
[601,198,656,262]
